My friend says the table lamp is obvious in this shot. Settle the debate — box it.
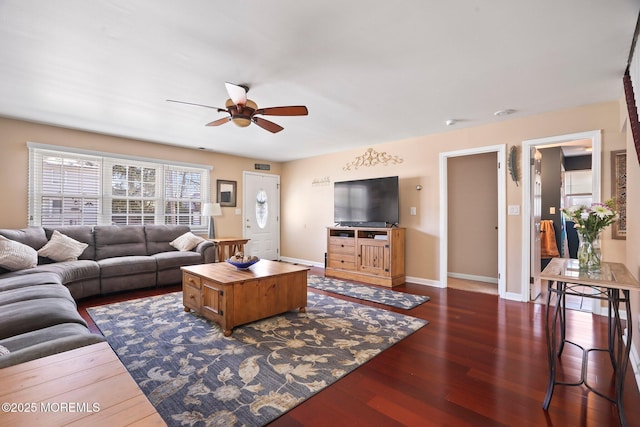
[202,202,222,239]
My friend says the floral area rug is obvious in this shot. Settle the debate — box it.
[87,291,427,426]
[307,275,430,309]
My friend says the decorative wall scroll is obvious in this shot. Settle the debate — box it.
[611,150,626,240]
[343,148,404,171]
[311,176,331,186]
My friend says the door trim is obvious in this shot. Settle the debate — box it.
[521,130,602,302]
[439,144,507,298]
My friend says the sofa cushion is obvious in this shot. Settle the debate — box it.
[44,226,95,260]
[5,260,100,286]
[0,227,48,250]
[0,235,38,271]
[0,325,104,369]
[0,284,73,306]
[97,256,157,278]
[94,225,147,260]
[170,232,205,251]
[38,230,89,262]
[0,272,62,292]
[144,225,191,254]
[0,297,86,340]
[153,250,203,270]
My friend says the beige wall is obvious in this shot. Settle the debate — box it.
[0,100,628,299]
[447,152,498,280]
[0,117,281,235]
[281,101,626,295]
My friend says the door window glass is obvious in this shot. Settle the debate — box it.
[255,189,268,229]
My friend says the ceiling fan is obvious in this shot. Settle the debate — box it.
[167,82,308,133]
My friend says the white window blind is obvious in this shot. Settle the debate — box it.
[28,144,210,230]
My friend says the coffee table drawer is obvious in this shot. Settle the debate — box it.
[183,282,201,310]
[183,272,201,289]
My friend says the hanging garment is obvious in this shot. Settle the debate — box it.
[540,220,560,258]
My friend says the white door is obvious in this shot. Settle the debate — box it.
[530,148,542,300]
[243,172,280,260]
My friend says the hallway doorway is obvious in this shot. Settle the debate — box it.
[521,130,601,307]
[439,145,506,297]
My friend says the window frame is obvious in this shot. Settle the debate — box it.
[28,142,211,231]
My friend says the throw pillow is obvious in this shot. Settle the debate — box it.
[0,235,38,271]
[170,232,205,251]
[38,230,89,262]
[0,344,9,357]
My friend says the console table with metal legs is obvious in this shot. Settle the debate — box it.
[540,258,640,427]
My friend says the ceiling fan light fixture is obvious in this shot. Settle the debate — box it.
[226,98,258,127]
[232,117,252,127]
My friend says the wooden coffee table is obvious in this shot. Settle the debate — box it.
[181,260,309,336]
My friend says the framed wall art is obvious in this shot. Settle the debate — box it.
[216,179,237,207]
[611,150,626,240]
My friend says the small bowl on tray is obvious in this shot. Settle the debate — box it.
[225,257,260,270]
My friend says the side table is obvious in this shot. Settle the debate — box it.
[540,258,640,427]
[209,237,250,262]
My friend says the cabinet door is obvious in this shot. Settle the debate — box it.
[202,282,225,319]
[357,240,389,276]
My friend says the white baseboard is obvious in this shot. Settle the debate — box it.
[448,272,499,284]
[503,292,526,302]
[279,256,324,268]
[405,275,442,288]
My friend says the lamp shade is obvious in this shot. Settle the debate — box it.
[202,202,222,217]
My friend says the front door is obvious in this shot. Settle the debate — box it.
[243,172,280,260]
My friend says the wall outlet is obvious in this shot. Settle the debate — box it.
[235,208,241,215]
[549,207,556,214]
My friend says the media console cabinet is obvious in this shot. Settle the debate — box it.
[326,226,405,287]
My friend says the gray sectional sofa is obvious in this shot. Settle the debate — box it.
[0,225,216,368]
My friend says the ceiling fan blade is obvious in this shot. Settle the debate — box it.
[225,82,247,106]
[255,106,308,116]
[206,116,231,127]
[166,99,227,112]
[252,117,284,133]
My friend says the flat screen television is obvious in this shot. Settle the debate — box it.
[334,176,399,227]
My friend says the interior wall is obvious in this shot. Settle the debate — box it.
[447,152,498,280]
[281,101,626,296]
[0,117,282,235]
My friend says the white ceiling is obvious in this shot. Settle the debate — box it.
[0,1,638,162]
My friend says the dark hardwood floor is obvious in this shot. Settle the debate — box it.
[77,267,640,427]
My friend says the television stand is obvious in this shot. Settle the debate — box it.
[325,226,405,287]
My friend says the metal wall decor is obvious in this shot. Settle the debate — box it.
[343,148,404,171]
[508,145,519,186]
[611,150,626,240]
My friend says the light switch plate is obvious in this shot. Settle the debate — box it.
[508,205,520,215]
[410,207,417,216]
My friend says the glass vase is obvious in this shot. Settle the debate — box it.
[577,232,601,272]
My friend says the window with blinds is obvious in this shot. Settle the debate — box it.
[28,144,210,229]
